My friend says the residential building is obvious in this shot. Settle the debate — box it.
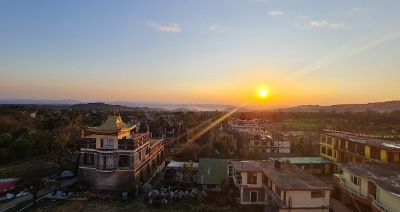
[228,118,264,135]
[320,133,400,163]
[79,115,165,188]
[333,163,400,212]
[249,138,291,154]
[197,158,228,192]
[230,160,331,211]
[164,161,198,185]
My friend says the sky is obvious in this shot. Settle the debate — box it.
[0,0,400,107]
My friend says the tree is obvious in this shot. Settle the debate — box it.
[10,137,33,160]
[47,131,79,172]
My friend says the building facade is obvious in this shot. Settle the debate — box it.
[320,133,400,163]
[333,163,400,212]
[230,160,331,212]
[249,139,291,154]
[79,115,165,188]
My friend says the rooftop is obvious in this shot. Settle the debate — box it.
[324,133,400,152]
[231,160,331,191]
[150,138,163,146]
[87,115,136,133]
[337,163,400,195]
[198,158,228,185]
[167,161,199,169]
[270,157,332,164]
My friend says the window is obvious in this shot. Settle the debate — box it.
[83,153,94,165]
[138,150,142,161]
[321,146,326,154]
[327,137,333,145]
[101,138,114,149]
[351,175,360,186]
[250,191,258,202]
[311,191,325,198]
[247,172,257,184]
[119,155,130,167]
[327,148,333,157]
[146,146,150,155]
[254,142,259,146]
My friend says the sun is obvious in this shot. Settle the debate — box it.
[259,89,268,97]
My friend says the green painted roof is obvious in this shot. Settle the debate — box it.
[270,157,332,164]
[87,115,135,132]
[198,158,228,185]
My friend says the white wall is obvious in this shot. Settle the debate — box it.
[95,134,118,149]
[343,170,367,197]
[286,190,330,208]
[360,178,368,197]
[377,187,400,212]
[240,171,263,188]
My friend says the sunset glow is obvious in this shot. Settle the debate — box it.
[0,1,399,108]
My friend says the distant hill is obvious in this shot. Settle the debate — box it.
[0,99,233,111]
[69,102,168,112]
[0,99,82,105]
[276,101,400,113]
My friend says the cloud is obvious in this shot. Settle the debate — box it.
[268,11,283,16]
[309,20,327,27]
[309,20,345,29]
[209,24,219,30]
[148,22,181,33]
[350,7,360,13]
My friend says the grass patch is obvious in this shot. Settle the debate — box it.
[0,159,54,179]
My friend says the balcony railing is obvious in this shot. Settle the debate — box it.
[372,198,391,212]
[339,180,367,198]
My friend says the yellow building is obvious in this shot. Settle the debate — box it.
[320,133,400,164]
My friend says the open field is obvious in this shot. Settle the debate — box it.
[0,159,54,179]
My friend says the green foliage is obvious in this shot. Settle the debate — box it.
[10,137,33,160]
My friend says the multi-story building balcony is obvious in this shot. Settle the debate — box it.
[333,163,400,212]
[230,160,331,211]
[79,115,165,188]
[320,133,400,163]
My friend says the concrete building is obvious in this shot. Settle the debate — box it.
[79,115,165,188]
[334,163,400,212]
[230,160,331,211]
[320,133,400,163]
[228,118,264,135]
[249,138,291,154]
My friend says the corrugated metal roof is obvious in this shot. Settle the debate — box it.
[198,158,228,185]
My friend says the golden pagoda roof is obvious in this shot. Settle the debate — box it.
[87,115,136,133]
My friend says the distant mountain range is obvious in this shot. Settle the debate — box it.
[274,100,400,113]
[0,99,233,111]
[0,99,82,105]
[1,99,399,112]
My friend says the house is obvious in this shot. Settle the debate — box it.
[320,133,400,163]
[198,158,228,192]
[230,160,331,211]
[333,163,400,212]
[79,115,165,188]
[228,118,264,135]
[249,138,291,154]
[163,161,199,185]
